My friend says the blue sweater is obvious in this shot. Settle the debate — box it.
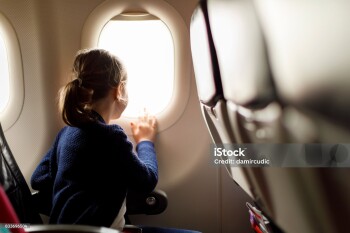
[30,115,158,227]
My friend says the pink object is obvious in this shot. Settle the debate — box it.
[0,186,26,233]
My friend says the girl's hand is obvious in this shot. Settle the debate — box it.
[130,112,157,144]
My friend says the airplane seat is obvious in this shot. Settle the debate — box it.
[0,123,43,224]
[191,1,287,231]
[253,0,350,143]
[251,1,350,232]
[206,0,280,144]
[0,122,165,233]
[190,0,259,199]
[190,1,277,209]
[190,0,233,145]
[204,0,286,219]
[195,0,350,232]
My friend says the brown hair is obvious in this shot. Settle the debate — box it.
[58,48,126,127]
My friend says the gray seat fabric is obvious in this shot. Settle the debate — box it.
[190,0,350,232]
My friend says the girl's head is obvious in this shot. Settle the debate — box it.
[59,48,128,126]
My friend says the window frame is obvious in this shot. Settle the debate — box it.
[0,12,24,131]
[81,0,191,134]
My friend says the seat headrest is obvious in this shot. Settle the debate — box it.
[254,1,350,129]
[190,1,223,106]
[207,0,275,108]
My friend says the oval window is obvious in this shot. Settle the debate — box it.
[81,0,191,133]
[0,12,24,130]
[98,14,174,118]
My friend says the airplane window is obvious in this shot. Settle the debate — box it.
[81,0,191,133]
[0,12,24,130]
[0,33,10,113]
[98,14,174,117]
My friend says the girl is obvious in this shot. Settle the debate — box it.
[31,48,157,230]
[31,49,200,233]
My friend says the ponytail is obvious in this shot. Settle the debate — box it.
[58,78,94,127]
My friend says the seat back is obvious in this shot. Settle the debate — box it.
[190,0,258,200]
[191,0,350,232]
[204,0,282,213]
[190,0,231,144]
[252,2,350,231]
[0,123,42,224]
[191,1,283,229]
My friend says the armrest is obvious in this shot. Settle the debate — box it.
[126,189,167,215]
[32,189,167,220]
[25,224,121,233]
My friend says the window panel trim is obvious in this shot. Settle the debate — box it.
[81,0,191,134]
[0,12,24,131]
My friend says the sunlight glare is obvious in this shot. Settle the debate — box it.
[98,19,174,118]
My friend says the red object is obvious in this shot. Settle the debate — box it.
[253,225,263,233]
[0,186,26,233]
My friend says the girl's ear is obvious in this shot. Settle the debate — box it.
[116,84,123,100]
[116,82,126,101]
[110,86,118,101]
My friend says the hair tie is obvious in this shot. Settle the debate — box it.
[75,78,83,87]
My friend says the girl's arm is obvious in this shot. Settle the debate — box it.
[122,114,158,192]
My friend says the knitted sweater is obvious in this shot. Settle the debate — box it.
[30,114,158,227]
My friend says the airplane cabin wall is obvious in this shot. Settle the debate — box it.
[0,1,252,232]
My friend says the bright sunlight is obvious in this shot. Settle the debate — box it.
[98,18,174,118]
